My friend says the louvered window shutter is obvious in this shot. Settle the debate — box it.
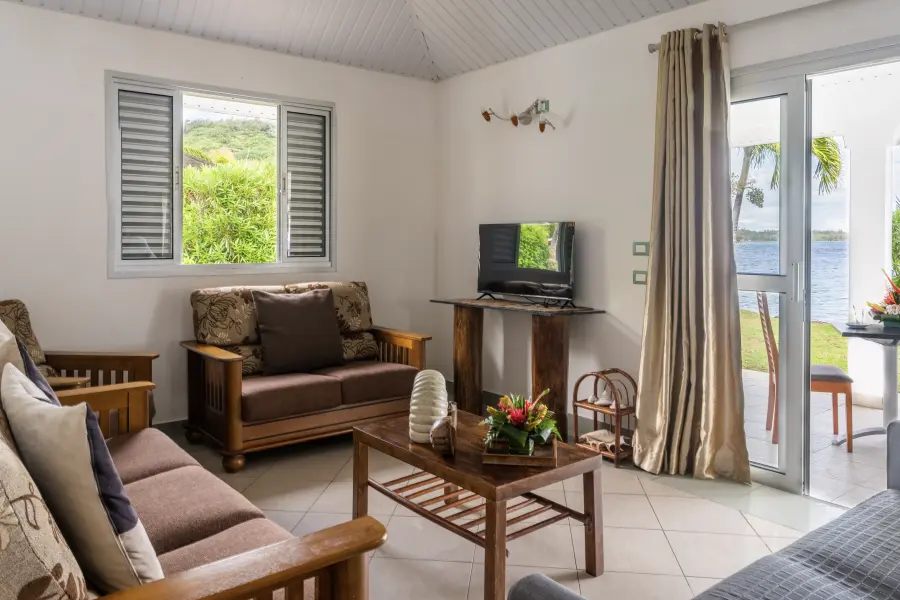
[284,110,328,258]
[117,89,175,260]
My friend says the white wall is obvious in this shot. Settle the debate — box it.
[432,0,900,410]
[5,0,900,424]
[0,2,438,423]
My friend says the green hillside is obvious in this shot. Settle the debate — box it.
[183,119,276,162]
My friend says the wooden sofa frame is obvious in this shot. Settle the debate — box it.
[45,351,158,388]
[59,381,385,600]
[44,350,159,422]
[181,326,431,472]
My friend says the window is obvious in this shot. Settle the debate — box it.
[106,73,333,277]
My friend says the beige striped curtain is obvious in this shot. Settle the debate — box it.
[633,24,750,483]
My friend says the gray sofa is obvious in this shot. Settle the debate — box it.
[511,421,900,600]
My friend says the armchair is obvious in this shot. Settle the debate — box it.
[0,299,159,420]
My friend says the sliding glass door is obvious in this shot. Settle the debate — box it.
[730,75,810,494]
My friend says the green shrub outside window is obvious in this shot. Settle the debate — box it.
[181,119,278,265]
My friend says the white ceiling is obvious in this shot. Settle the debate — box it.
[11,0,708,81]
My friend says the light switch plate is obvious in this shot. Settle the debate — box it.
[633,242,650,256]
[633,270,648,285]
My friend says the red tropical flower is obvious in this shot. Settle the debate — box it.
[507,408,527,427]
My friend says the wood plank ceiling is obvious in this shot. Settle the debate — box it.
[11,0,707,80]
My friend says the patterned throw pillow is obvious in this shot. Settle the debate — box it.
[223,344,263,375]
[0,423,89,600]
[285,282,374,334]
[1,364,163,594]
[342,332,378,361]
[0,299,47,367]
[190,286,285,346]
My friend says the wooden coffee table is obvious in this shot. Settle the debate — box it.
[352,411,604,600]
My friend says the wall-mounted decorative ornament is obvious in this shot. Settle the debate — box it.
[482,98,557,133]
[409,370,449,443]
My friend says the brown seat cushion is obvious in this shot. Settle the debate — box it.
[315,360,417,405]
[125,465,263,555]
[253,289,344,375]
[108,428,199,484]
[241,373,342,422]
[157,518,292,575]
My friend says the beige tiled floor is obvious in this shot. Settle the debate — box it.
[742,369,887,507]
[164,428,850,600]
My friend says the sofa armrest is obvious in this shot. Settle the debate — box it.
[57,382,155,436]
[180,341,244,363]
[100,516,386,600]
[509,574,584,600]
[370,326,433,343]
[45,351,158,386]
[371,326,430,370]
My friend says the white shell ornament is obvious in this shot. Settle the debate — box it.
[409,370,448,443]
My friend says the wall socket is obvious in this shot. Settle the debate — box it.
[633,270,648,285]
[633,241,650,256]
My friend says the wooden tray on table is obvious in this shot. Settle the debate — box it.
[482,437,558,467]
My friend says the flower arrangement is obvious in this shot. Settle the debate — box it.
[868,270,900,321]
[481,390,561,456]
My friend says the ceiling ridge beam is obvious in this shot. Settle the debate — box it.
[403,0,444,81]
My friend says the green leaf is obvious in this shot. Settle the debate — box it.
[499,424,529,449]
[536,417,556,432]
[812,136,843,195]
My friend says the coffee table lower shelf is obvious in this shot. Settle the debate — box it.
[369,471,587,546]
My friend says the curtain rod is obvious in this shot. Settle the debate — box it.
[647,27,720,54]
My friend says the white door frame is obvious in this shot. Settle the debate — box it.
[732,33,900,496]
[731,75,810,495]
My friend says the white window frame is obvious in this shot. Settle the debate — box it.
[105,71,336,278]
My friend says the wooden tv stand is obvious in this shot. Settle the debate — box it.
[430,298,605,440]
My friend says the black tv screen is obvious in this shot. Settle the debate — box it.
[478,222,575,300]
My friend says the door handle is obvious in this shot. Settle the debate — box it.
[792,262,803,303]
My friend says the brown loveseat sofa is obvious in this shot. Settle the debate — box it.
[25,383,384,599]
[183,282,431,472]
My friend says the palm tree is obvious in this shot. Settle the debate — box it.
[732,137,844,231]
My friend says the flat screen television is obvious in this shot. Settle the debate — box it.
[478,222,575,301]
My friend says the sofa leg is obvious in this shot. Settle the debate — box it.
[185,428,204,444]
[223,454,246,473]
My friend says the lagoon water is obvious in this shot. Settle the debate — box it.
[735,241,849,323]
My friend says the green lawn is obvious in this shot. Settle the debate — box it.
[740,309,848,373]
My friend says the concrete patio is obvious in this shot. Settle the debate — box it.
[742,369,887,507]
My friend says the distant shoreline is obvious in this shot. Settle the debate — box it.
[735,230,847,243]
